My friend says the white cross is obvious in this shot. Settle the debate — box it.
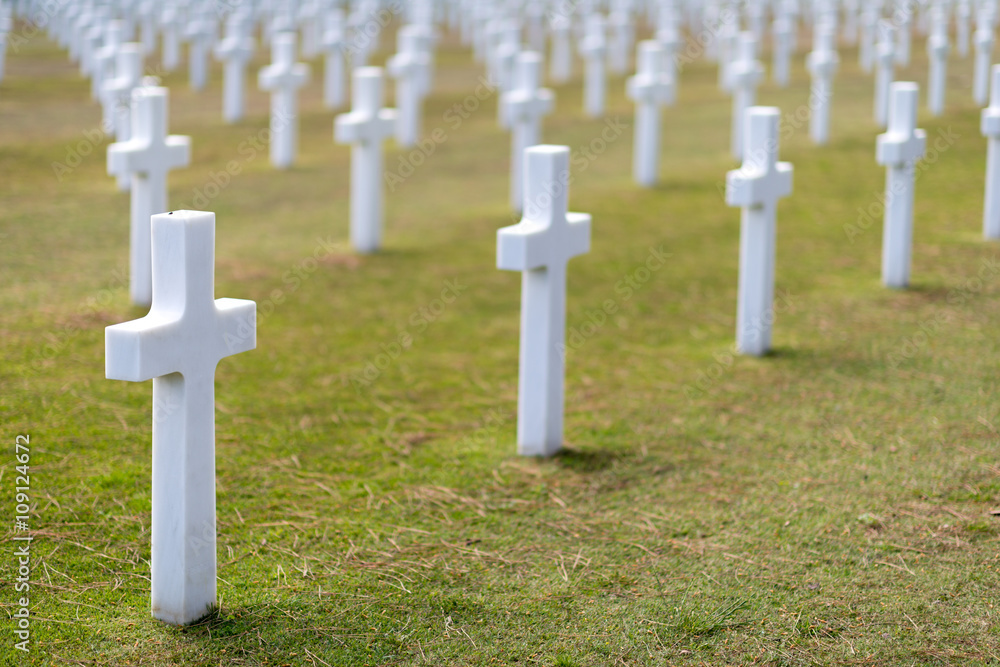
[655,9,682,104]
[322,8,347,109]
[497,145,591,457]
[771,13,794,87]
[215,13,255,124]
[974,16,994,105]
[806,22,839,145]
[982,65,1000,238]
[926,7,950,116]
[185,12,215,92]
[859,7,879,73]
[627,40,673,187]
[895,0,913,66]
[502,51,554,211]
[160,6,181,72]
[387,26,433,148]
[729,32,763,159]
[876,82,926,288]
[258,32,310,169]
[608,10,633,75]
[0,5,9,84]
[726,107,794,356]
[94,21,124,118]
[580,15,608,117]
[875,23,896,127]
[102,42,143,144]
[335,67,397,254]
[957,0,972,58]
[108,86,191,307]
[549,15,573,83]
[105,210,256,626]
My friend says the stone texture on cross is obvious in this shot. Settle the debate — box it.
[982,65,1000,238]
[580,14,608,117]
[729,32,763,160]
[258,32,310,169]
[806,22,839,145]
[105,210,256,626]
[497,145,591,457]
[726,107,794,356]
[503,51,554,212]
[387,26,433,148]
[335,67,397,254]
[215,13,255,124]
[876,82,926,288]
[627,40,673,187]
[108,86,192,307]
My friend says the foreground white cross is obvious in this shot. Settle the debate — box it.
[729,33,764,160]
[503,51,554,211]
[335,67,397,253]
[877,82,926,288]
[627,40,673,187]
[215,14,255,123]
[806,23,839,145]
[497,145,591,457]
[106,210,256,626]
[982,65,1000,239]
[726,107,794,356]
[259,32,310,169]
[108,87,191,307]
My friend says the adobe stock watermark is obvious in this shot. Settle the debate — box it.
[682,290,796,399]
[557,246,672,359]
[885,257,1000,368]
[351,279,468,389]
[12,434,32,653]
[843,127,960,242]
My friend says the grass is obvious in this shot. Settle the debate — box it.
[2,18,1000,667]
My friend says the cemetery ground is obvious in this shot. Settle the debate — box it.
[3,26,1000,667]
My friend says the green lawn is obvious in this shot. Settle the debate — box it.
[2,19,1000,667]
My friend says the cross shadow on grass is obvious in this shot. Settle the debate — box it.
[552,447,623,473]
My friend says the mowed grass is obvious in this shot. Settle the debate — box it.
[2,19,1000,667]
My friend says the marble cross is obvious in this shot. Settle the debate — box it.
[108,86,192,307]
[876,82,926,288]
[859,6,878,73]
[726,107,794,356]
[875,23,896,128]
[550,14,572,83]
[497,145,591,457]
[160,6,181,72]
[258,32,311,169]
[185,11,215,92]
[627,40,673,187]
[608,9,633,75]
[105,210,256,626]
[387,26,433,148]
[503,51,554,211]
[982,65,1000,238]
[956,0,972,58]
[806,22,839,145]
[215,13,255,124]
[322,8,348,109]
[580,14,608,117]
[926,7,950,116]
[94,21,124,118]
[335,67,397,253]
[102,42,144,143]
[729,32,763,160]
[771,12,794,87]
[974,15,994,106]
